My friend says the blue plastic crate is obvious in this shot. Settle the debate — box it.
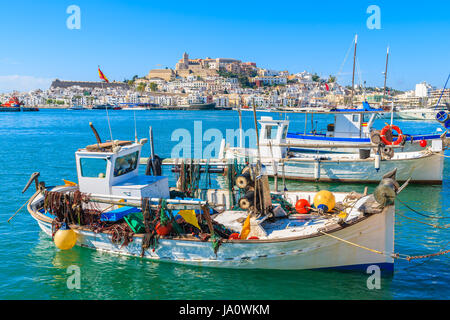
[101,206,141,222]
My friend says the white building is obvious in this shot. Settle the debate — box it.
[415,82,434,98]
[254,76,287,86]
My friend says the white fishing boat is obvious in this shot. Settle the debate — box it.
[286,104,447,153]
[23,123,401,272]
[284,37,446,153]
[219,117,446,184]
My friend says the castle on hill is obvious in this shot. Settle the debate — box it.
[147,52,257,81]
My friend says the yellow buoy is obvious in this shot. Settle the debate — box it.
[313,190,336,213]
[54,224,77,250]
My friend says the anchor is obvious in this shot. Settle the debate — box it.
[373,168,410,207]
[22,172,43,194]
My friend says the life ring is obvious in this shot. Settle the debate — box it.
[380,125,403,146]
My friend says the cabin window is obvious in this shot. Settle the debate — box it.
[80,158,107,178]
[352,115,360,122]
[114,151,139,177]
[282,126,288,139]
[265,126,278,139]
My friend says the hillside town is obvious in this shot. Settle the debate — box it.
[1,52,449,110]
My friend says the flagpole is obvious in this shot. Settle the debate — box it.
[99,65,114,145]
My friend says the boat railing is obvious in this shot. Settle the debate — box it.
[88,193,207,210]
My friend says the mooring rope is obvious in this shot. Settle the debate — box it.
[318,230,450,262]
[396,212,449,229]
[396,198,450,220]
[435,153,450,158]
[318,230,400,258]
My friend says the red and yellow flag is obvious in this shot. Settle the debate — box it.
[98,66,109,83]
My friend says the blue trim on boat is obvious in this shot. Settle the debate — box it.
[287,133,442,143]
[287,133,369,143]
[318,262,394,274]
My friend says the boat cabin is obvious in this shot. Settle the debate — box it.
[75,141,169,199]
[289,103,383,140]
[332,111,375,139]
[258,116,289,159]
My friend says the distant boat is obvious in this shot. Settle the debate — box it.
[396,107,448,121]
[21,106,40,112]
[68,105,85,111]
[0,97,22,112]
[92,104,115,110]
[178,102,217,110]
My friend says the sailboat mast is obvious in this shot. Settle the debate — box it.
[382,46,390,107]
[350,34,358,106]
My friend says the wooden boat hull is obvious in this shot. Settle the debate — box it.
[271,153,443,184]
[28,189,395,271]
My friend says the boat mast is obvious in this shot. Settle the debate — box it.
[350,34,358,107]
[382,46,390,107]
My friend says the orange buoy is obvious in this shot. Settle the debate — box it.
[155,222,172,236]
[295,199,311,214]
[380,125,404,146]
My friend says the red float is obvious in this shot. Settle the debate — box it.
[228,233,240,240]
[295,199,311,214]
[420,139,427,148]
[155,222,172,236]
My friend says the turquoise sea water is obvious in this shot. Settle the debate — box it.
[0,109,448,300]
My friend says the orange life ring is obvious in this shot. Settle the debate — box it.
[380,125,403,146]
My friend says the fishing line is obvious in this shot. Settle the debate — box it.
[105,105,114,143]
[434,73,450,111]
[336,36,355,84]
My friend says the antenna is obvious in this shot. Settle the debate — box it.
[350,34,358,107]
[382,46,390,107]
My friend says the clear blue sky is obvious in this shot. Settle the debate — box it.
[0,0,448,92]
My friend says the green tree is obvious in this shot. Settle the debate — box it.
[327,75,336,83]
[312,73,320,82]
[137,83,147,94]
[149,82,158,92]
